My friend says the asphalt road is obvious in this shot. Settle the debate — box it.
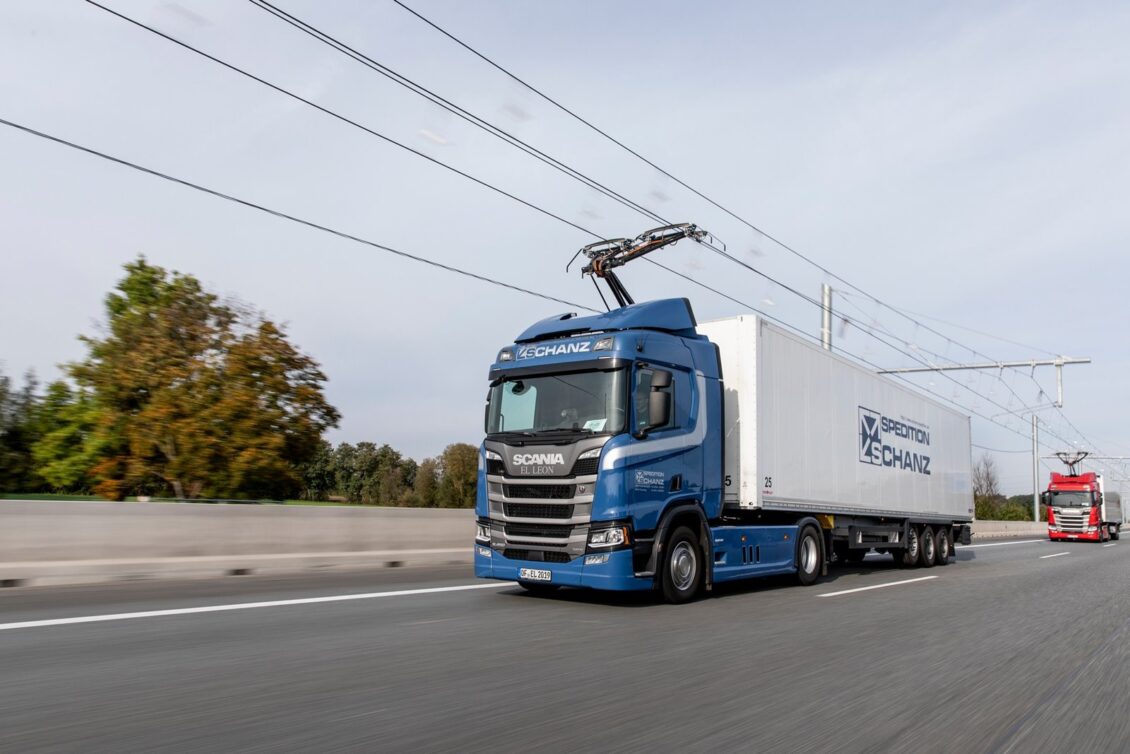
[1,538,1127,753]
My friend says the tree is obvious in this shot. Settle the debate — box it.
[0,371,42,491]
[412,457,440,508]
[31,381,102,492]
[68,257,339,499]
[436,443,478,508]
[972,453,1000,500]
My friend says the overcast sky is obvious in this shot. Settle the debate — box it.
[2,0,1127,494]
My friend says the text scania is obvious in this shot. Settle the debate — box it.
[517,341,592,360]
[513,453,565,466]
[858,407,932,476]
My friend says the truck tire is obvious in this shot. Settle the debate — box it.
[1112,526,1121,541]
[899,526,921,568]
[935,527,952,566]
[796,526,823,586]
[661,526,702,603]
[918,526,937,568]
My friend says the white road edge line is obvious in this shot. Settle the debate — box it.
[1102,543,1118,548]
[958,539,1046,548]
[817,575,938,598]
[0,582,509,632]
[1040,552,1070,559]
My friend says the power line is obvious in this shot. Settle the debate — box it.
[0,117,598,314]
[393,0,1075,389]
[83,1,1095,451]
[973,443,1030,454]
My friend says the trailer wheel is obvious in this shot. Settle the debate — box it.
[661,526,702,604]
[935,528,952,566]
[918,526,937,568]
[1112,526,1121,541]
[796,526,823,586]
[899,527,921,568]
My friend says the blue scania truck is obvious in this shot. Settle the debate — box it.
[474,225,974,602]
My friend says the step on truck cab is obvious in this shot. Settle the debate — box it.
[474,295,976,602]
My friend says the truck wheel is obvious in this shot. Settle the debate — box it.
[796,526,823,586]
[1112,526,1121,541]
[661,526,702,603]
[918,526,937,568]
[899,527,921,568]
[935,528,952,566]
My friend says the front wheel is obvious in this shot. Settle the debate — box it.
[796,526,823,586]
[661,526,702,604]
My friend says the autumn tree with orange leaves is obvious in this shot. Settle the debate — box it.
[64,257,339,500]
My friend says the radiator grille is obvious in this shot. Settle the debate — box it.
[504,549,572,563]
[571,457,598,476]
[504,523,574,539]
[503,484,574,500]
[504,503,574,520]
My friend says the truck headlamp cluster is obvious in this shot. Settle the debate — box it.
[484,450,502,461]
[498,348,514,362]
[588,526,630,548]
[577,447,602,460]
[594,337,614,351]
[475,521,491,543]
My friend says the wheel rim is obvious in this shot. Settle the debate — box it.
[800,536,818,574]
[923,533,934,560]
[938,532,949,560]
[907,530,919,558]
[670,542,697,591]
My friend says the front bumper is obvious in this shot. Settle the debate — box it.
[1048,529,1101,541]
[474,545,650,591]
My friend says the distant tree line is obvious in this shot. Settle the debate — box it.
[0,258,477,507]
[972,454,1047,521]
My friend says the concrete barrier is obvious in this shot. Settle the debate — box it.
[0,500,1049,587]
[0,500,472,587]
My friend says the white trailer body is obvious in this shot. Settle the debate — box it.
[698,316,973,522]
[1098,476,1124,525]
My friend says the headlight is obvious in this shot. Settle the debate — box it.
[476,522,491,542]
[484,450,502,461]
[577,447,601,460]
[588,526,630,548]
[594,337,614,351]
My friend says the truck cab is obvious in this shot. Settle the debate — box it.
[473,298,722,592]
[1045,471,1123,542]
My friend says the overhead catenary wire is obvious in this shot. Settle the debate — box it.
[0,117,598,314]
[79,1,1099,455]
[394,0,1083,400]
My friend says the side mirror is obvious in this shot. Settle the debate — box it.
[635,369,673,439]
[1039,491,1049,507]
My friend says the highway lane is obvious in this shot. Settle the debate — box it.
[1,538,1127,752]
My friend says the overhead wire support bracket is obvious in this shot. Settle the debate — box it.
[569,223,714,309]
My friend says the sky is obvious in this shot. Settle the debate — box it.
[1,0,1128,495]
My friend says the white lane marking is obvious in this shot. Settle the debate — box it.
[817,575,938,598]
[1040,552,1070,559]
[0,583,509,632]
[1103,543,1118,548]
[958,539,1046,549]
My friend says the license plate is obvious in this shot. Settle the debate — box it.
[519,568,552,582]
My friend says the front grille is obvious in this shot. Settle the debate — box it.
[505,503,574,519]
[504,484,574,500]
[486,459,506,476]
[504,549,572,563]
[571,457,598,476]
[505,523,574,539]
[1056,513,1086,532]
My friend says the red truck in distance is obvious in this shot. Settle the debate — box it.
[1044,453,1123,542]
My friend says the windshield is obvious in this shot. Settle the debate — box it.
[1048,491,1094,508]
[487,369,626,436]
